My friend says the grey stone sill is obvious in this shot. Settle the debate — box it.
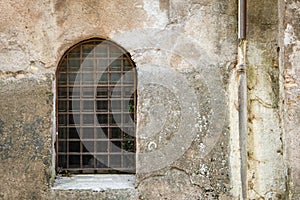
[52,174,135,192]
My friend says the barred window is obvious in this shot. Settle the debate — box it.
[56,38,136,174]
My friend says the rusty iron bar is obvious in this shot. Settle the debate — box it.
[56,39,136,174]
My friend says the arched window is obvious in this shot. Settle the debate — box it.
[56,38,136,174]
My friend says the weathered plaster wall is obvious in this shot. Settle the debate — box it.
[3,0,300,199]
[282,0,300,199]
[0,76,53,199]
[0,0,238,199]
[246,0,286,199]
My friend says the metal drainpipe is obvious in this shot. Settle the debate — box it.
[238,0,247,199]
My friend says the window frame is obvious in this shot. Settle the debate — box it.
[55,38,137,174]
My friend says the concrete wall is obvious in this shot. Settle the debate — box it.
[0,0,299,199]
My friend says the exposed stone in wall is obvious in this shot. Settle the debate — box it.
[282,0,300,199]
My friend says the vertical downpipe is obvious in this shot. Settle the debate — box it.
[238,0,247,199]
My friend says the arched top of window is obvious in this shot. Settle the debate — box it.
[57,38,135,73]
[56,38,136,174]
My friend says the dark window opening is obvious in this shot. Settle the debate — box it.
[56,38,136,174]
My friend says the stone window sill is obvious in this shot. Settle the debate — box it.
[52,175,135,191]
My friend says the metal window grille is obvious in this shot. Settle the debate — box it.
[56,39,136,174]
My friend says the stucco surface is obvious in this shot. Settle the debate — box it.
[0,75,53,199]
[246,0,285,199]
[1,0,299,199]
[0,0,237,199]
[283,0,300,199]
